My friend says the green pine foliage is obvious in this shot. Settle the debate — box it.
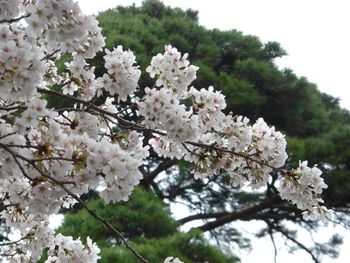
[58,188,236,262]
[59,188,177,243]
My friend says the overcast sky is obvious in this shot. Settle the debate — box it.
[76,1,350,262]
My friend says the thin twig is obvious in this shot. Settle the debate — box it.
[41,49,61,61]
[32,156,74,162]
[116,102,138,116]
[277,226,320,263]
[265,221,278,263]
[0,143,35,182]
[0,105,25,111]
[0,14,30,24]
[0,132,17,140]
[0,234,31,247]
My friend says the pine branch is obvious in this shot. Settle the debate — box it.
[274,225,320,263]
[194,197,279,232]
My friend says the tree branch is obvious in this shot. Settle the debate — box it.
[177,212,230,225]
[0,14,30,24]
[275,225,320,263]
[195,197,279,232]
[265,221,278,263]
[0,234,31,247]
[141,159,177,187]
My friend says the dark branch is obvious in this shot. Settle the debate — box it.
[141,159,177,187]
[195,197,279,232]
[0,234,31,247]
[178,209,291,227]
[265,221,278,263]
[177,212,230,225]
[0,14,30,24]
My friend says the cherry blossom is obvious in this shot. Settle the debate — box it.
[146,45,199,97]
[278,161,329,219]
[46,234,100,263]
[102,46,141,101]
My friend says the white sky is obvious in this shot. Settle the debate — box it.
[76,0,350,262]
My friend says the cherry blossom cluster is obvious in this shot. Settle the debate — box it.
[0,23,46,101]
[47,234,100,263]
[188,86,227,130]
[60,55,97,99]
[23,0,104,58]
[278,161,330,220]
[141,48,287,187]
[0,0,331,262]
[143,46,329,219]
[0,96,148,260]
[0,98,148,262]
[138,87,200,143]
[98,46,141,101]
[146,45,199,97]
[0,209,54,262]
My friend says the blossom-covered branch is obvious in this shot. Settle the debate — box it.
[0,0,331,262]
